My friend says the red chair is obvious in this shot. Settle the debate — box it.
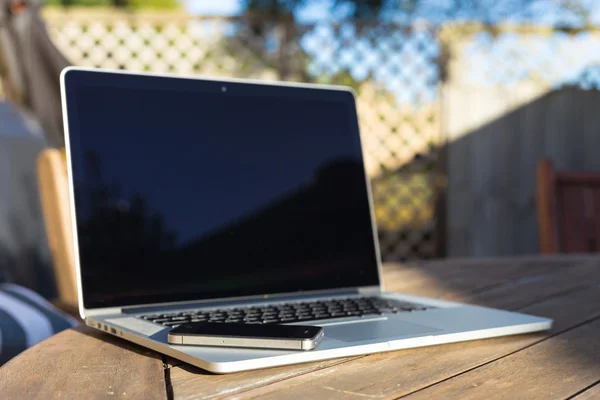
[537,158,600,254]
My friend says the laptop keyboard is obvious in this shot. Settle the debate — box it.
[138,297,434,328]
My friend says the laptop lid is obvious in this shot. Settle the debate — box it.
[61,68,381,314]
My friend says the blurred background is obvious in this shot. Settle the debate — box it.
[1,0,600,301]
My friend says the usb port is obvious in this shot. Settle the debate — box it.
[110,327,117,334]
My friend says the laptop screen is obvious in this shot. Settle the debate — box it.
[63,70,380,309]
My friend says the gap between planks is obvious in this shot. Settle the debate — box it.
[394,313,600,399]
[568,380,600,400]
[167,260,600,399]
[220,280,600,399]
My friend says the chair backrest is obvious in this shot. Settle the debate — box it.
[37,148,78,308]
[537,158,600,254]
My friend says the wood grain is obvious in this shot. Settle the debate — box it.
[0,326,167,400]
[384,259,600,312]
[404,317,600,400]
[445,86,600,257]
[2,257,600,400]
[573,383,600,400]
[537,158,558,253]
[169,356,362,400]
[559,185,590,253]
[380,257,586,302]
[219,281,600,399]
[37,148,78,308]
[168,258,569,399]
[459,260,598,310]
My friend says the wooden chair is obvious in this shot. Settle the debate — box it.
[537,158,600,254]
[37,148,78,312]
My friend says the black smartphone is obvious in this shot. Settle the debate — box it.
[167,322,324,350]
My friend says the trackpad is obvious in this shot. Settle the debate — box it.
[325,319,440,342]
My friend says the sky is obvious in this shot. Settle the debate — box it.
[181,0,600,104]
[185,0,240,16]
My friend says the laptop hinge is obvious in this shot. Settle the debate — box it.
[84,287,381,317]
[357,285,382,295]
[84,307,124,317]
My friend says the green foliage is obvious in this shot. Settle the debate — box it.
[45,0,112,6]
[44,0,180,8]
[315,70,362,92]
[128,0,180,9]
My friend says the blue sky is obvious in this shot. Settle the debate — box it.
[182,0,600,105]
[185,0,240,16]
[185,0,342,22]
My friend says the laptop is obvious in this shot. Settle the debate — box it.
[60,67,552,373]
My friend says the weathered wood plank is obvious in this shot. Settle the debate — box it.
[167,259,582,399]
[384,258,597,307]
[0,326,167,400]
[445,85,600,257]
[404,317,600,400]
[460,260,598,310]
[168,258,513,400]
[4,258,596,400]
[221,283,600,400]
[573,383,600,400]
[169,356,362,400]
[382,258,553,296]
[167,259,599,399]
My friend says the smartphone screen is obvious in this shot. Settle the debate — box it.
[169,322,322,340]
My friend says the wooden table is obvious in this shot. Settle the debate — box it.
[2,256,600,399]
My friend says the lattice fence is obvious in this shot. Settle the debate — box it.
[43,10,443,261]
[440,26,600,94]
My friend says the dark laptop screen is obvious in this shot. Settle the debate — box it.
[63,70,380,309]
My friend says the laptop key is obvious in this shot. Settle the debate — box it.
[245,312,261,317]
[262,311,277,316]
[137,296,433,327]
[163,321,183,327]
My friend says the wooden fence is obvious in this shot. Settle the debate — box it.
[444,86,600,256]
[442,28,600,257]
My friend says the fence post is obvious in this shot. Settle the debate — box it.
[435,27,450,258]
